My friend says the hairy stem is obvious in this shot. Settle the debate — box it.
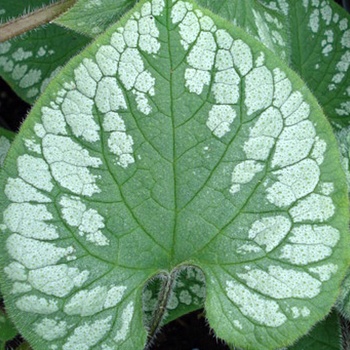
[145,270,178,348]
[0,0,77,43]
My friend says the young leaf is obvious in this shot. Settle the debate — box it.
[54,0,138,37]
[196,0,350,128]
[0,0,90,104]
[0,1,349,349]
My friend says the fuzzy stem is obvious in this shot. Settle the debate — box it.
[145,270,178,348]
[0,0,77,43]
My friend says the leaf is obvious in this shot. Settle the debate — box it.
[286,0,350,128]
[288,310,341,350]
[143,266,205,327]
[0,308,18,346]
[195,0,289,60]
[0,127,17,349]
[16,343,33,350]
[335,126,350,191]
[334,127,350,318]
[229,311,342,350]
[338,268,350,316]
[54,0,138,37]
[0,127,15,168]
[0,0,349,349]
[195,0,350,128]
[0,0,91,104]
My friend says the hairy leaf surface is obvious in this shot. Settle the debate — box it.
[0,1,349,349]
[55,0,137,37]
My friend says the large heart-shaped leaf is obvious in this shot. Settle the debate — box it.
[0,0,349,349]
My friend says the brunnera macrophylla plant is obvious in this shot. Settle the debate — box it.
[0,0,350,350]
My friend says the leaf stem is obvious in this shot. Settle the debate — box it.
[145,270,178,348]
[0,0,77,43]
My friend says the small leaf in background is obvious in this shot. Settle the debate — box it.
[0,0,91,104]
[338,268,350,317]
[16,343,32,350]
[287,0,350,129]
[0,0,349,349]
[334,126,350,319]
[54,0,138,37]
[196,0,350,129]
[335,126,350,191]
[0,308,18,348]
[288,311,341,350]
[195,0,289,60]
[143,266,206,327]
[228,311,342,349]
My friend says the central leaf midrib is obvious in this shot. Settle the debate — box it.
[167,1,248,263]
[167,0,178,266]
[94,84,170,257]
